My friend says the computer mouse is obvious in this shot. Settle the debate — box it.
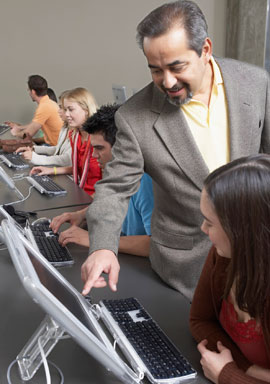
[32,217,51,226]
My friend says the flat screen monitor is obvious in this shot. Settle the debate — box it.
[1,219,138,383]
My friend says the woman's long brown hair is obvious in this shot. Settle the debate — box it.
[204,154,270,350]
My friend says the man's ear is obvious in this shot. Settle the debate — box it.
[202,37,212,62]
[31,89,37,98]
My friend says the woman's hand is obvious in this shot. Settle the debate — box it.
[197,340,234,383]
[30,166,54,176]
[20,148,33,160]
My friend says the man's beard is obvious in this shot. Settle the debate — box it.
[166,87,193,107]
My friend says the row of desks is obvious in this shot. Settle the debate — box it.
[0,130,209,383]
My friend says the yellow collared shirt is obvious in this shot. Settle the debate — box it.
[181,57,230,173]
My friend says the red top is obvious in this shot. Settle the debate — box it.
[70,133,101,196]
[219,298,269,369]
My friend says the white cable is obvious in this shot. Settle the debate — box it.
[38,335,51,384]
[6,359,16,384]
[6,358,65,384]
[4,185,34,206]
[12,173,26,180]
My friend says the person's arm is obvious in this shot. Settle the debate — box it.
[31,129,72,166]
[30,165,72,176]
[118,235,150,257]
[10,121,41,138]
[30,150,72,167]
[83,109,145,293]
[190,247,252,371]
[33,144,56,156]
[119,173,153,257]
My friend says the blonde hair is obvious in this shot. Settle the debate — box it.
[63,87,98,118]
[58,90,70,128]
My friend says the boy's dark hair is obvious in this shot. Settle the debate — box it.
[83,103,119,146]
[47,87,57,102]
[27,75,48,96]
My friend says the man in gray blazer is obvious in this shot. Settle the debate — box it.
[81,0,270,301]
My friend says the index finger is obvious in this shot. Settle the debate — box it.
[81,263,106,295]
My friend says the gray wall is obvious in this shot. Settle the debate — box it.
[0,0,227,123]
[226,0,268,68]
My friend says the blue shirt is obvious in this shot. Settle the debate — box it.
[121,173,153,236]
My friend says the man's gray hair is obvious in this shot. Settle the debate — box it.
[136,0,208,57]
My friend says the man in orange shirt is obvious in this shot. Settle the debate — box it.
[7,75,62,146]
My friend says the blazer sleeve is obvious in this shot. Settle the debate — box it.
[190,248,252,372]
[86,109,145,254]
[260,72,270,154]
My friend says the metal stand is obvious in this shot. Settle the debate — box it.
[16,315,67,381]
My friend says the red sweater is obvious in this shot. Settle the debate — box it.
[190,247,269,384]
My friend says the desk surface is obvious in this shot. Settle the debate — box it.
[0,162,92,212]
[0,208,209,384]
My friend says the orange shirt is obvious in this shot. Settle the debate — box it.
[32,95,62,145]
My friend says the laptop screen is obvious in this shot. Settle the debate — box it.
[28,250,93,332]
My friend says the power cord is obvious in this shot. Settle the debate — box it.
[4,185,34,206]
[6,335,65,384]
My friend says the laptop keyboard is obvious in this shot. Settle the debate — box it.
[27,175,67,195]
[29,223,74,266]
[0,153,29,169]
[100,298,196,382]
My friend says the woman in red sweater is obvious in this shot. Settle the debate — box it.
[190,154,270,384]
[31,87,101,196]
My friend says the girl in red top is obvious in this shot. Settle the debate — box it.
[190,154,270,384]
[31,88,101,196]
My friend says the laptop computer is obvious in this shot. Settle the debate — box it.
[1,218,196,384]
[1,218,138,383]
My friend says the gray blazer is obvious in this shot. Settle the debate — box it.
[87,58,270,301]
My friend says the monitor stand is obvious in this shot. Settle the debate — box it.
[16,315,66,381]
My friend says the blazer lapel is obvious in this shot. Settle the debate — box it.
[151,88,209,191]
[216,58,253,161]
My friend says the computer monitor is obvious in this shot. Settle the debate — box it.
[112,85,127,104]
[0,166,23,199]
[1,219,139,383]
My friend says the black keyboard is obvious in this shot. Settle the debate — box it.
[0,153,29,169]
[29,223,74,266]
[0,124,10,135]
[100,298,196,383]
[27,175,67,195]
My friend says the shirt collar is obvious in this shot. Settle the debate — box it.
[211,56,223,86]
